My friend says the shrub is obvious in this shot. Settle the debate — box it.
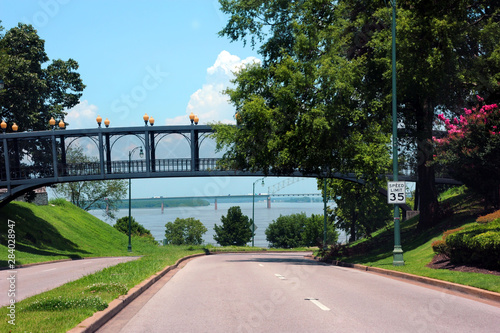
[431,239,450,257]
[431,227,463,257]
[114,216,153,238]
[265,213,338,248]
[266,213,305,248]
[477,210,500,224]
[164,217,207,245]
[445,220,500,270]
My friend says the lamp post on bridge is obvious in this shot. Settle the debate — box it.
[128,146,144,252]
[252,177,265,247]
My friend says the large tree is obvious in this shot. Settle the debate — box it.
[0,22,85,132]
[214,0,500,229]
[324,179,392,242]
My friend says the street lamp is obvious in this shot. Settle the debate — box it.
[390,0,404,266]
[128,146,144,252]
[252,177,265,247]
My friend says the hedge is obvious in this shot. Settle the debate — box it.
[445,219,500,270]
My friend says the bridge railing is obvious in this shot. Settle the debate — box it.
[1,158,223,182]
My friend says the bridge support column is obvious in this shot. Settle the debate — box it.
[267,196,271,209]
[214,198,217,210]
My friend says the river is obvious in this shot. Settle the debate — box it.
[90,201,346,247]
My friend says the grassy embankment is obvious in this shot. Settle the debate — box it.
[0,199,205,332]
[328,187,500,293]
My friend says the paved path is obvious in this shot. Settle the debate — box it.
[0,257,140,306]
[97,252,500,333]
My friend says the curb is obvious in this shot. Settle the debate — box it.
[0,256,143,271]
[67,253,205,333]
[321,259,500,304]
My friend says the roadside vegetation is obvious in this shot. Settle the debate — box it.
[0,199,205,332]
[317,187,500,293]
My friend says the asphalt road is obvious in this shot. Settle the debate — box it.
[0,256,140,307]
[97,252,500,333]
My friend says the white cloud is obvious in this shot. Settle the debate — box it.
[166,50,261,125]
[64,100,99,129]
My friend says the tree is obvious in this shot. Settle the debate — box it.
[114,216,154,241]
[433,97,500,208]
[0,22,85,132]
[265,213,305,249]
[164,217,207,245]
[214,0,500,230]
[52,146,127,218]
[265,213,338,249]
[213,206,253,246]
[325,179,392,242]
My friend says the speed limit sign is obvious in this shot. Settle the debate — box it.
[387,181,406,204]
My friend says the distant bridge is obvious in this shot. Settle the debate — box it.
[1,123,460,209]
[134,193,323,210]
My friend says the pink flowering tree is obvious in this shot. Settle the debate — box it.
[433,96,500,207]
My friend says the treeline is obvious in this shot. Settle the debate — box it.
[89,198,210,210]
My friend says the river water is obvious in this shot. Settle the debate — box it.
[90,201,346,247]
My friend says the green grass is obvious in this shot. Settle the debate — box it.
[0,200,157,266]
[0,245,204,332]
[0,200,205,332]
[328,187,500,293]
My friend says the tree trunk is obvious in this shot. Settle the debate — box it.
[416,100,439,230]
[350,208,357,242]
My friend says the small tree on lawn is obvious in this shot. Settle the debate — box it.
[433,97,500,208]
[114,216,154,241]
[213,206,253,246]
[164,217,207,245]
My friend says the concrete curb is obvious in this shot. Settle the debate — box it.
[67,253,205,333]
[0,256,143,271]
[321,259,500,304]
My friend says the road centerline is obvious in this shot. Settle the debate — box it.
[305,298,331,311]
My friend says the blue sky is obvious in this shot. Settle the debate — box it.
[1,0,322,198]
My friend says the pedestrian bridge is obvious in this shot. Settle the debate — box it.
[0,121,460,207]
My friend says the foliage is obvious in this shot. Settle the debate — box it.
[477,210,500,224]
[431,227,463,257]
[433,97,500,207]
[213,206,253,246]
[113,198,210,209]
[114,216,153,240]
[212,1,391,179]
[164,217,208,245]
[52,146,127,218]
[324,179,392,242]
[0,22,85,132]
[214,0,500,230]
[445,219,500,270]
[265,213,338,249]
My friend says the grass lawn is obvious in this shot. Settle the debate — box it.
[332,188,500,293]
[0,244,204,332]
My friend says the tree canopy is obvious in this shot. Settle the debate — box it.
[52,146,127,218]
[164,217,208,245]
[0,22,85,132]
[324,179,392,242]
[433,97,500,207]
[114,216,155,243]
[213,206,253,246]
[214,0,500,229]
